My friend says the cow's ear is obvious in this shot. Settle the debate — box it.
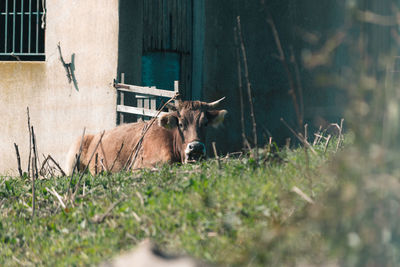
[207,110,228,128]
[158,113,178,129]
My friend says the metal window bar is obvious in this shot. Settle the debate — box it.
[0,0,45,57]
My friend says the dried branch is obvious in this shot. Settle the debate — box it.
[290,47,304,127]
[27,107,32,176]
[110,142,124,172]
[212,142,221,169]
[237,16,258,161]
[40,155,66,177]
[46,187,66,209]
[71,127,86,177]
[234,26,251,150]
[324,134,332,154]
[14,143,23,177]
[280,118,317,156]
[125,93,179,171]
[99,142,110,172]
[71,131,105,204]
[291,186,314,204]
[267,13,302,128]
[95,153,99,175]
[31,129,37,218]
[90,199,123,224]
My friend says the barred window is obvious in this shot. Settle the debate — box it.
[0,0,46,61]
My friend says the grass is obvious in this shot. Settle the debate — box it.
[0,138,341,266]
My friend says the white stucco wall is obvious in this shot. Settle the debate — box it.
[0,0,119,175]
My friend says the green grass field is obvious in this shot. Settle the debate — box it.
[0,137,343,267]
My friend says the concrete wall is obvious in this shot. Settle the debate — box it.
[0,0,119,175]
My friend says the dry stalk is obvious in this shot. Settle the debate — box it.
[324,134,332,154]
[47,155,66,176]
[67,128,86,194]
[31,126,39,218]
[71,131,105,204]
[110,142,124,172]
[95,153,98,175]
[31,156,36,218]
[281,118,317,156]
[234,26,251,150]
[27,107,32,176]
[40,155,66,177]
[100,159,107,173]
[99,142,110,172]
[136,191,144,206]
[46,187,66,209]
[267,13,302,129]
[212,142,221,169]
[237,16,258,161]
[90,199,123,224]
[14,143,23,177]
[290,47,304,127]
[125,93,179,171]
[313,126,323,146]
[336,118,344,151]
[291,186,314,204]
[71,127,86,177]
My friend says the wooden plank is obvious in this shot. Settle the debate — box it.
[119,73,125,123]
[117,105,168,117]
[150,97,156,111]
[115,83,176,98]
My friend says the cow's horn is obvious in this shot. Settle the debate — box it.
[207,97,226,109]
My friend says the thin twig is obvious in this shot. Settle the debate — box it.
[71,131,105,204]
[99,142,110,172]
[14,143,23,177]
[31,126,39,179]
[31,157,36,218]
[71,127,86,177]
[31,126,39,218]
[267,13,302,128]
[95,153,98,175]
[324,135,332,154]
[125,93,179,170]
[46,187,66,209]
[110,142,124,172]
[48,155,66,176]
[280,118,317,156]
[90,199,123,224]
[99,159,107,173]
[313,126,323,146]
[336,118,344,152]
[291,186,314,204]
[237,16,258,161]
[27,107,32,176]
[68,128,86,194]
[212,142,221,169]
[234,26,251,150]
[290,46,304,127]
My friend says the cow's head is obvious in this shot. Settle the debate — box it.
[158,97,227,163]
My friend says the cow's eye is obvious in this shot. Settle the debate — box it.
[179,122,184,129]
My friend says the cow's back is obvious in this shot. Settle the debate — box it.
[86,121,177,174]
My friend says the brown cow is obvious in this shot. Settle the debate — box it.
[65,98,227,175]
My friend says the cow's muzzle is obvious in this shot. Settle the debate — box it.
[185,141,206,163]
